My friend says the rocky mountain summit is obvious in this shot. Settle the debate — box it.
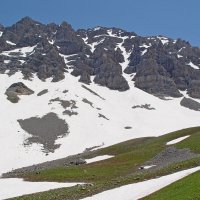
[1,17,200,98]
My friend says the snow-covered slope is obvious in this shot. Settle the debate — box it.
[1,70,200,175]
[0,179,81,200]
[81,166,200,200]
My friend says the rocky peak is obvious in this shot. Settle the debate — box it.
[0,24,4,32]
[60,21,73,30]
[16,16,41,26]
[0,17,200,98]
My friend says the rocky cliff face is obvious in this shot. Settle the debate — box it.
[1,17,200,98]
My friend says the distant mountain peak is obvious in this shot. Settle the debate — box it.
[16,16,42,26]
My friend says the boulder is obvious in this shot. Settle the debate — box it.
[5,82,34,103]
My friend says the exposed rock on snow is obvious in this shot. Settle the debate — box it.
[5,82,34,103]
[98,113,109,120]
[82,98,94,108]
[37,89,48,96]
[180,97,200,111]
[132,104,155,110]
[124,126,132,129]
[63,110,78,116]
[82,85,105,100]
[49,98,78,109]
[18,112,69,152]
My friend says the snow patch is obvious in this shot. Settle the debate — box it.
[166,135,190,145]
[1,46,36,57]
[177,54,183,58]
[93,26,101,31]
[141,49,148,56]
[85,155,114,164]
[157,36,169,45]
[178,47,186,53]
[6,40,16,46]
[0,31,3,37]
[81,166,200,200]
[19,60,26,65]
[0,178,81,199]
[140,44,151,48]
[187,61,199,70]
[48,39,55,45]
[116,36,133,85]
[4,60,11,64]
[82,36,105,53]
[140,165,156,169]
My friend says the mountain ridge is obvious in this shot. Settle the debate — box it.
[0,17,200,98]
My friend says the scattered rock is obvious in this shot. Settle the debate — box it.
[50,98,77,109]
[69,158,86,165]
[132,104,155,110]
[82,85,105,100]
[180,97,200,111]
[63,110,78,116]
[124,126,132,129]
[63,90,68,93]
[37,89,48,96]
[82,98,94,107]
[5,82,34,103]
[98,113,109,120]
[144,146,199,170]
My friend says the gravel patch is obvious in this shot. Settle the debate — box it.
[142,146,199,170]
[18,112,69,153]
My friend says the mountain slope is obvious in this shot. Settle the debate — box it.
[1,17,200,97]
[6,127,200,200]
[1,17,200,176]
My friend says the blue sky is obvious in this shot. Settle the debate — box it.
[0,0,199,46]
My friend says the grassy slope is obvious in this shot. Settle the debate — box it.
[11,127,200,200]
[142,170,200,200]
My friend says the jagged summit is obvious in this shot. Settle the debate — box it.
[0,17,200,98]
[16,16,41,25]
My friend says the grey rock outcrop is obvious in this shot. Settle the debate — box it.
[1,17,200,97]
[180,97,200,111]
[5,82,34,103]
[134,58,182,97]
